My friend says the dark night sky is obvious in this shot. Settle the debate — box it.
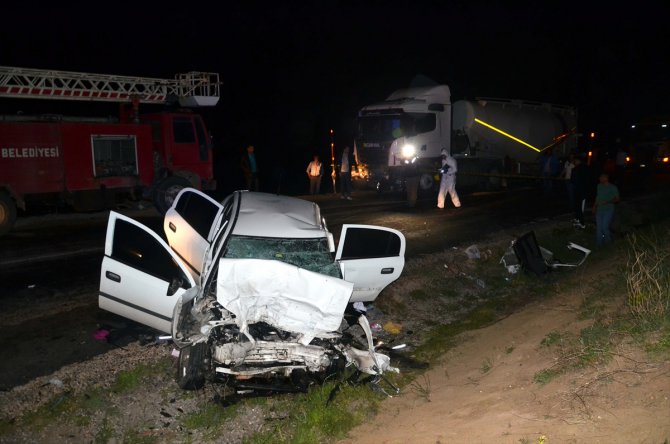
[2,1,669,194]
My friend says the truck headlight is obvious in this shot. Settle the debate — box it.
[401,144,416,158]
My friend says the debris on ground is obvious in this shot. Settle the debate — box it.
[464,244,480,259]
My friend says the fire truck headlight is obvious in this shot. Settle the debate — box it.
[401,144,416,158]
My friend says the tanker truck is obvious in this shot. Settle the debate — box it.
[354,85,577,197]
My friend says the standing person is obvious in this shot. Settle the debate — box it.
[592,172,620,246]
[561,154,576,208]
[339,146,354,200]
[240,145,259,191]
[570,156,589,228]
[306,154,323,195]
[437,149,461,209]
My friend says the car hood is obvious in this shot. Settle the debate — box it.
[216,258,353,345]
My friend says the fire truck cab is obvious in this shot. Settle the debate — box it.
[0,66,220,236]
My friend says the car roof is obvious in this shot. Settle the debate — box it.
[231,191,327,239]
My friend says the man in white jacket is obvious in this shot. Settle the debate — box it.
[437,149,461,209]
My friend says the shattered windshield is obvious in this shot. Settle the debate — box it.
[223,235,341,278]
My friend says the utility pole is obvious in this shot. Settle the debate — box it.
[330,129,337,194]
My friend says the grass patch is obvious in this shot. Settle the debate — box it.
[181,401,240,440]
[540,330,565,347]
[626,231,670,323]
[533,368,562,385]
[244,381,380,444]
[409,374,432,401]
[112,363,165,393]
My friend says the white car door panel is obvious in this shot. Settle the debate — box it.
[99,212,196,333]
[164,188,223,278]
[335,224,406,302]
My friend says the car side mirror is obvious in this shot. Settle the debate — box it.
[167,276,183,296]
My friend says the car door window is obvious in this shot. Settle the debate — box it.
[112,219,191,288]
[335,224,406,303]
[174,190,220,240]
[338,227,401,259]
[164,188,224,278]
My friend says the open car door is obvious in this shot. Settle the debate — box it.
[99,211,196,333]
[335,224,406,302]
[164,188,224,279]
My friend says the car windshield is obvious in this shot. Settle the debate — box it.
[223,235,341,277]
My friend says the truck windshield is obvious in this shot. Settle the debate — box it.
[358,112,436,141]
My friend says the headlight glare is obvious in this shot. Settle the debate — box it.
[401,144,416,158]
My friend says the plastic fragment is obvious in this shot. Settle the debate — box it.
[464,245,480,259]
[383,321,402,335]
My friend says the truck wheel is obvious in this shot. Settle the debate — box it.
[0,191,17,237]
[152,176,191,215]
[176,342,208,390]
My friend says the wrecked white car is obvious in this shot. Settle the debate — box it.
[99,189,405,392]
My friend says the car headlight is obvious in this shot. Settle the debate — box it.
[401,144,416,158]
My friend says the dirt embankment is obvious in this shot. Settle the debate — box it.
[341,267,670,444]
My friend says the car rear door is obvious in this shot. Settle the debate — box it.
[99,211,196,333]
[164,188,223,279]
[335,224,406,302]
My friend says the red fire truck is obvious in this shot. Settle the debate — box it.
[0,66,220,235]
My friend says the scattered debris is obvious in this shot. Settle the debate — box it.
[464,245,481,259]
[93,329,110,342]
[501,231,591,275]
[383,321,402,335]
[353,301,367,312]
[460,272,486,289]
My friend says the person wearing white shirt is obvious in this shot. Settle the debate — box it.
[306,155,323,195]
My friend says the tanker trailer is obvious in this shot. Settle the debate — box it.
[355,87,577,202]
[451,98,577,189]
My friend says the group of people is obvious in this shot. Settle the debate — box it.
[303,146,356,198]
[242,144,619,248]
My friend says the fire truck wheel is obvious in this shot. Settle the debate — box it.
[176,342,207,390]
[153,176,191,215]
[0,191,17,236]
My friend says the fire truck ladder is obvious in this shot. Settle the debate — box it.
[0,66,220,107]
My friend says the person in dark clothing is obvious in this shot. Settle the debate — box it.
[339,146,355,200]
[240,145,259,191]
[570,157,590,228]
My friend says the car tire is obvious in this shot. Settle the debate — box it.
[0,191,17,237]
[152,176,191,215]
[176,342,208,390]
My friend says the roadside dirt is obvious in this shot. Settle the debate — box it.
[341,266,670,444]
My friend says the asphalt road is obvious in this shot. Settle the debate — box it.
[0,186,580,390]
